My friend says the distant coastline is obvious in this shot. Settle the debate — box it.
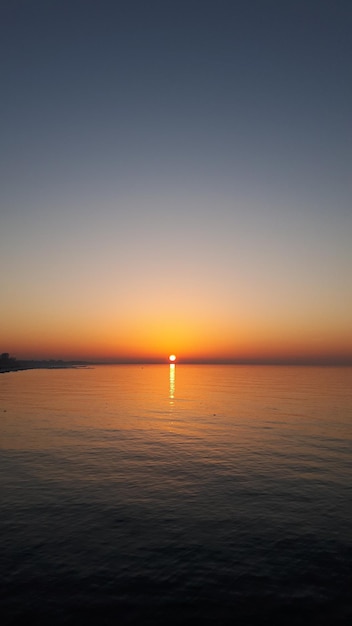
[0,353,89,374]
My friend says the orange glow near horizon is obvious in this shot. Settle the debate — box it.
[3,309,352,364]
[2,253,351,364]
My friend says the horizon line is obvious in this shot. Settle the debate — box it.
[7,358,352,367]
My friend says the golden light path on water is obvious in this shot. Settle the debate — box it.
[169,355,176,405]
[169,364,175,404]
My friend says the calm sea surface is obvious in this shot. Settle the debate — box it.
[1,365,352,625]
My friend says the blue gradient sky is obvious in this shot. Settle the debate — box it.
[1,0,351,362]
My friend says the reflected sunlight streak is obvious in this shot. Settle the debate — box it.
[169,363,175,403]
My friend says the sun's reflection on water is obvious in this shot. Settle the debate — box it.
[169,363,175,403]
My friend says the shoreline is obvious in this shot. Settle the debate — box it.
[0,363,89,374]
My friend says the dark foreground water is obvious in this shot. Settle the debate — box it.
[1,365,352,625]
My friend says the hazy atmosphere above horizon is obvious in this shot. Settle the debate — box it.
[1,0,351,364]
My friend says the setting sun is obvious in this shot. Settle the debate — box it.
[169,354,176,362]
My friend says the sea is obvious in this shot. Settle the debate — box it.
[1,364,351,625]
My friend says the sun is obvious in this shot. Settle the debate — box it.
[169,354,176,362]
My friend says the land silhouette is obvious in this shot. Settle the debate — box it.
[0,353,88,373]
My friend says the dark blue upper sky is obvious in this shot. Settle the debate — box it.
[2,0,351,207]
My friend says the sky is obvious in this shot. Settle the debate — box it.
[1,0,351,363]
